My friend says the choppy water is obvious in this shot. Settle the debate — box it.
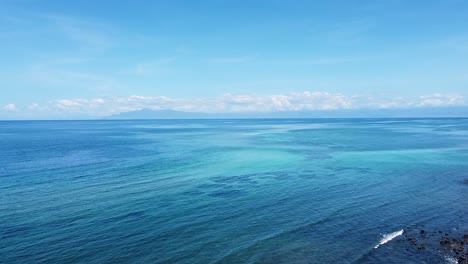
[1,118,467,263]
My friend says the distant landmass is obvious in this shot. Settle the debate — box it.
[109,106,468,119]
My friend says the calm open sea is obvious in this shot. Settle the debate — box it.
[1,119,467,263]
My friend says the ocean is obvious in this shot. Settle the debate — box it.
[1,118,467,263]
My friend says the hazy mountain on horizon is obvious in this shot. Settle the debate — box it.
[109,106,468,119]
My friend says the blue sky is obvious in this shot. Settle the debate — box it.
[1,0,468,118]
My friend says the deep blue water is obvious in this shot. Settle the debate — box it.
[0,118,467,263]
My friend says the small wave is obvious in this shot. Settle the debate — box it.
[374,229,404,249]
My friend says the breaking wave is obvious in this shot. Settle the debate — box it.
[374,229,404,249]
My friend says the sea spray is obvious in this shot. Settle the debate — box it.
[374,230,404,249]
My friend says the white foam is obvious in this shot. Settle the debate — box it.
[444,256,458,264]
[374,229,404,249]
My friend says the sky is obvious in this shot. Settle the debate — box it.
[1,0,468,119]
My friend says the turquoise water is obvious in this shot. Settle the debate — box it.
[1,119,467,263]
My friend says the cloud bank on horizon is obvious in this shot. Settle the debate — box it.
[1,1,468,119]
[1,92,466,119]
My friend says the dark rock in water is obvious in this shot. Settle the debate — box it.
[402,226,467,262]
[420,230,426,238]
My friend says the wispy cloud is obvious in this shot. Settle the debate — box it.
[209,56,254,64]
[318,56,374,65]
[26,63,121,92]
[442,34,468,53]
[207,55,371,67]
[1,11,113,52]
[134,57,177,75]
[268,56,372,65]
[321,19,375,45]
[43,14,112,51]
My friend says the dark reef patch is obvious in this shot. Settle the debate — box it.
[180,189,205,196]
[401,225,467,263]
[211,174,256,184]
[208,189,244,198]
[1,225,34,239]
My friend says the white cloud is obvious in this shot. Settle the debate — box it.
[28,103,40,110]
[349,93,466,109]
[3,103,17,112]
[417,93,464,107]
[24,91,464,117]
[55,99,83,109]
[217,92,352,112]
